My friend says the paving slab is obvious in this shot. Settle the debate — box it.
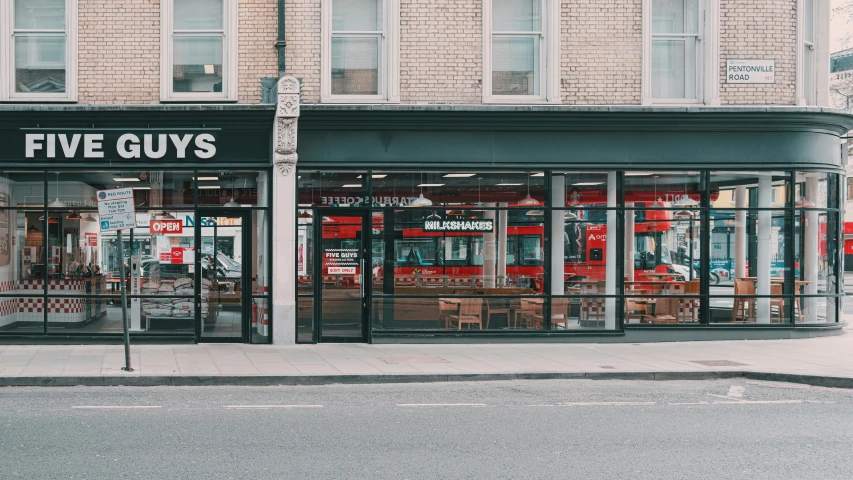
[0,326,851,387]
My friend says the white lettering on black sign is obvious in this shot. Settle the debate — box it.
[24,133,216,160]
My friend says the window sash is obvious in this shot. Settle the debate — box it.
[489,0,545,99]
[325,0,391,99]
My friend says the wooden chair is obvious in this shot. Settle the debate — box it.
[731,278,755,323]
[625,298,647,324]
[448,298,484,330]
[439,298,459,328]
[517,299,541,328]
[678,279,700,323]
[485,297,513,329]
[770,283,785,323]
[649,297,679,324]
[535,298,569,329]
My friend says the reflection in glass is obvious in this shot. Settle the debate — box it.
[15,36,66,93]
[332,37,380,95]
[173,36,223,93]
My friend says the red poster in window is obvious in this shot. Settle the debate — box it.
[845,239,853,255]
[85,233,98,246]
[171,247,184,264]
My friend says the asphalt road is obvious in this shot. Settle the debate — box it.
[1,379,852,479]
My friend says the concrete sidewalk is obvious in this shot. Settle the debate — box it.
[1,327,853,387]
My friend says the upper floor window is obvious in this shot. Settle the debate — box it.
[649,0,702,102]
[161,0,238,101]
[0,0,77,101]
[802,0,816,105]
[321,0,399,103]
[483,0,559,103]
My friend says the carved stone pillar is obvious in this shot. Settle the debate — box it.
[272,76,300,345]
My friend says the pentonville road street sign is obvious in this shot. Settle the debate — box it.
[97,188,136,232]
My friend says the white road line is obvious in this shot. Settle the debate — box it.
[224,405,324,409]
[708,393,744,401]
[556,402,657,406]
[524,405,556,407]
[712,400,803,405]
[668,402,710,405]
[727,385,746,398]
[73,406,163,409]
[396,403,488,407]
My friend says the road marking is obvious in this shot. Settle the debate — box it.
[396,403,488,407]
[708,393,744,401]
[712,400,803,405]
[73,406,163,409]
[524,405,556,407]
[224,405,323,409]
[727,385,745,398]
[557,402,656,406]
[668,402,710,405]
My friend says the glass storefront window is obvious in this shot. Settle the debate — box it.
[294,169,842,339]
[298,170,367,207]
[369,171,546,207]
[0,169,270,341]
[624,171,701,206]
[197,171,268,207]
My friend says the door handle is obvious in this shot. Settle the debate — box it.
[360,259,365,298]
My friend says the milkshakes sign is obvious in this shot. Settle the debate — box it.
[726,59,775,84]
[23,132,216,160]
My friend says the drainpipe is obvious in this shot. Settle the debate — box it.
[277,0,286,78]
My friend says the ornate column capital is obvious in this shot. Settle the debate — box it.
[274,76,300,176]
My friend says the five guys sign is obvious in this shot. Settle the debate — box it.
[22,131,217,161]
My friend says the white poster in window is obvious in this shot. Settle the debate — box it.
[298,228,307,276]
[726,59,775,84]
[0,191,9,267]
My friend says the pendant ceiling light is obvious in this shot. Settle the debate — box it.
[223,176,240,207]
[407,173,433,207]
[298,210,313,219]
[472,177,487,212]
[564,210,578,220]
[427,211,441,220]
[526,209,544,216]
[518,173,539,206]
[49,172,66,208]
[651,175,665,207]
[82,213,96,222]
[674,210,694,219]
[66,211,82,221]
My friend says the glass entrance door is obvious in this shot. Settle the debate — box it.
[319,213,368,342]
[197,211,250,342]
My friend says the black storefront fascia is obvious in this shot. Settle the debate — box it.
[295,105,853,343]
[0,105,275,343]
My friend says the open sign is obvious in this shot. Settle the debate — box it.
[150,220,183,235]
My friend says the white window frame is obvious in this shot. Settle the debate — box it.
[0,0,77,102]
[320,0,399,104]
[482,0,559,104]
[797,0,829,106]
[160,0,238,102]
[642,0,719,106]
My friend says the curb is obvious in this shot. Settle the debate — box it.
[1,370,852,389]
